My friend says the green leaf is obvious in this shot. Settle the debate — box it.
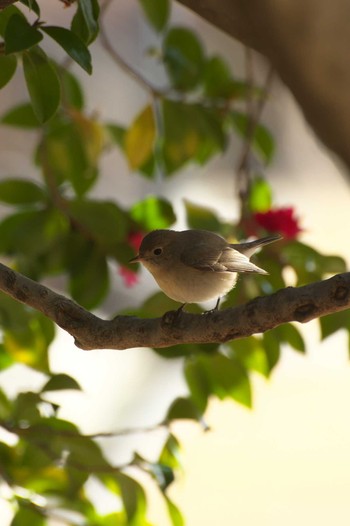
[138,0,170,32]
[163,27,205,90]
[0,343,15,370]
[59,67,85,109]
[167,397,202,422]
[262,330,281,372]
[39,114,102,196]
[71,0,100,45]
[185,200,223,232]
[11,505,45,526]
[231,110,275,164]
[69,246,109,309]
[1,102,40,128]
[4,13,42,54]
[248,176,272,212]
[159,434,181,470]
[131,195,175,230]
[0,54,17,88]
[41,25,92,74]
[19,0,41,17]
[320,310,350,340]
[228,337,270,377]
[201,353,252,407]
[125,105,156,171]
[203,55,235,98]
[162,99,226,173]
[273,323,305,353]
[23,46,61,123]
[106,123,126,148]
[42,373,82,392]
[0,6,24,38]
[0,387,12,419]
[11,391,42,425]
[0,178,45,205]
[113,473,147,524]
[68,199,127,247]
[185,359,211,413]
[165,497,185,526]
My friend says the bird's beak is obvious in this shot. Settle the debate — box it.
[129,254,141,263]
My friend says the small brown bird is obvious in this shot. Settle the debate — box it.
[130,229,281,309]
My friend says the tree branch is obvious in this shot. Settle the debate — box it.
[0,262,349,350]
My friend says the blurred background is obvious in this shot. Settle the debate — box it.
[1,1,350,525]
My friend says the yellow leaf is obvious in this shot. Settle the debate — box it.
[125,105,156,170]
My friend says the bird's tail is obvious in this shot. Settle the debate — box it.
[230,234,282,258]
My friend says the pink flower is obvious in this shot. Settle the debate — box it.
[127,231,144,252]
[118,266,139,287]
[118,231,144,288]
[254,207,302,239]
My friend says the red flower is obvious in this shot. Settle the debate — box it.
[119,266,139,287]
[118,231,144,288]
[254,207,302,239]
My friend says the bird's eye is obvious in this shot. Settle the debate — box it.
[153,248,162,256]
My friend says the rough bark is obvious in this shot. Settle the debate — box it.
[177,0,350,171]
[0,262,349,350]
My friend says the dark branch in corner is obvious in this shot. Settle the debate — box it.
[0,262,349,350]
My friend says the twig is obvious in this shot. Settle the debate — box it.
[0,262,349,350]
[99,0,165,97]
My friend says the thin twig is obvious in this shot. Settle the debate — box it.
[99,0,165,97]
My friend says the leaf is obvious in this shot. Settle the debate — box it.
[71,0,100,45]
[130,195,175,230]
[4,13,42,54]
[59,67,85,110]
[163,27,205,90]
[68,199,127,246]
[105,123,126,148]
[203,55,235,98]
[39,114,101,196]
[138,0,170,32]
[42,373,82,392]
[165,497,185,526]
[185,200,223,232]
[274,324,305,353]
[1,102,40,128]
[41,25,92,74]
[11,391,42,425]
[114,473,147,524]
[158,434,181,470]
[0,54,17,88]
[19,0,41,16]
[125,105,156,171]
[23,46,61,123]
[167,397,201,422]
[0,387,12,419]
[0,178,46,205]
[11,505,46,526]
[200,353,252,407]
[248,176,272,212]
[69,246,109,309]
[262,330,281,372]
[228,337,270,377]
[162,99,226,173]
[231,110,275,164]
[0,6,24,38]
[185,359,211,413]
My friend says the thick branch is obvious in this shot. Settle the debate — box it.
[177,0,350,171]
[0,263,349,350]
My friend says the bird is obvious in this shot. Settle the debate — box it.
[130,229,282,310]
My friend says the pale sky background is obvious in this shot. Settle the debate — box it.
[1,2,350,526]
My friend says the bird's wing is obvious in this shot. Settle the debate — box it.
[181,245,267,274]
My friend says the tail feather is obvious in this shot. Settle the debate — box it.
[230,234,282,258]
